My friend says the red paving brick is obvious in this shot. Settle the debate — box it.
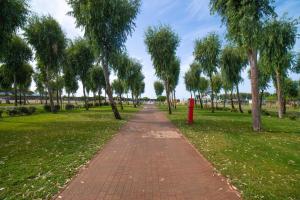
[54,105,240,200]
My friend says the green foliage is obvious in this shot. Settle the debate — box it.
[284,78,299,99]
[260,16,298,74]
[194,33,220,79]
[0,0,29,57]
[198,77,209,94]
[68,0,140,59]
[112,79,125,97]
[25,15,66,72]
[220,46,247,86]
[210,0,275,49]
[145,25,180,80]
[154,81,164,97]
[184,68,198,93]
[157,96,167,102]
[88,65,106,93]
[212,73,223,94]
[169,57,181,91]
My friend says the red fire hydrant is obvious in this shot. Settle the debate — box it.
[187,98,195,124]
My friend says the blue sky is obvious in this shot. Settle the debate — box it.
[29,0,300,99]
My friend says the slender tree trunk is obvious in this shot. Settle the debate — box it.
[193,91,197,107]
[68,93,70,104]
[275,70,284,118]
[224,90,227,108]
[82,84,88,111]
[283,97,287,114]
[230,89,235,109]
[236,84,243,113]
[60,91,63,109]
[210,76,214,113]
[23,92,26,105]
[174,90,177,109]
[198,91,203,109]
[45,66,54,112]
[93,92,96,106]
[248,50,261,131]
[14,74,17,106]
[98,89,102,106]
[104,91,107,103]
[165,80,172,114]
[102,57,121,119]
[132,93,136,108]
[119,94,123,110]
[260,89,264,110]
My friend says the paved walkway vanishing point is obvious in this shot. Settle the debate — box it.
[55,105,240,200]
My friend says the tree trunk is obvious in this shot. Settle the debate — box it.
[198,91,203,109]
[119,94,123,110]
[260,89,264,109]
[45,66,54,112]
[132,93,136,108]
[210,76,214,113]
[283,97,287,114]
[93,92,96,106]
[165,80,172,114]
[60,91,63,109]
[19,89,22,105]
[248,50,261,131]
[230,89,235,109]
[224,90,227,108]
[102,57,121,119]
[14,74,18,106]
[275,70,284,118]
[98,89,102,106]
[68,93,70,104]
[174,90,177,109]
[236,84,243,113]
[23,92,26,105]
[82,84,88,110]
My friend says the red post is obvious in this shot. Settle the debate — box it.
[187,98,195,124]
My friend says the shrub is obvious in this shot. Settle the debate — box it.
[231,108,238,112]
[248,109,252,114]
[102,102,110,106]
[288,114,297,121]
[53,105,60,113]
[0,110,3,118]
[19,107,30,115]
[261,109,270,116]
[95,102,100,107]
[65,104,75,111]
[7,107,20,116]
[44,104,52,112]
[28,107,36,115]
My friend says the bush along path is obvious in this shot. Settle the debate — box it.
[54,104,240,200]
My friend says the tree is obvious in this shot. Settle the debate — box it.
[25,15,66,112]
[220,46,247,113]
[0,65,13,103]
[184,68,197,98]
[145,25,180,114]
[211,74,223,108]
[210,0,275,131]
[194,33,220,112]
[0,0,28,59]
[89,65,106,106]
[198,77,209,108]
[169,57,180,109]
[154,81,164,99]
[260,17,297,118]
[67,38,94,110]
[2,35,32,106]
[33,70,46,104]
[68,0,140,120]
[131,72,145,107]
[112,79,125,110]
[283,78,299,109]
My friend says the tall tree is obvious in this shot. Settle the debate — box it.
[0,65,13,103]
[194,33,220,112]
[145,25,180,114]
[154,81,164,99]
[211,74,223,108]
[89,65,106,106]
[260,17,297,118]
[184,68,197,98]
[16,63,33,105]
[33,70,46,104]
[2,35,32,106]
[198,77,209,109]
[68,0,140,119]
[169,57,180,109]
[220,46,247,113]
[67,38,94,110]
[0,0,29,59]
[25,15,66,112]
[112,79,125,110]
[210,0,275,131]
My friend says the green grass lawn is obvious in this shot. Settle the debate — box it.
[160,105,300,200]
[0,106,139,200]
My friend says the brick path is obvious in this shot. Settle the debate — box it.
[55,105,240,200]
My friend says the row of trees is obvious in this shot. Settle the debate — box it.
[145,25,180,114]
[183,1,300,131]
[0,0,143,119]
